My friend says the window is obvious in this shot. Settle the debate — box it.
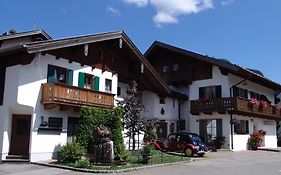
[78,72,100,91]
[199,119,222,143]
[173,64,179,72]
[233,87,248,99]
[84,73,94,89]
[206,120,217,141]
[159,97,165,104]
[47,64,73,85]
[199,85,222,100]
[162,65,168,73]
[105,79,112,92]
[234,120,249,134]
[250,91,260,100]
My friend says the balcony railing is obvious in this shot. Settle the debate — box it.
[41,83,114,109]
[190,97,281,120]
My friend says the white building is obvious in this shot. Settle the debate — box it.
[0,30,183,162]
[145,41,281,151]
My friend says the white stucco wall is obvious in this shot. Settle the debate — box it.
[0,53,118,161]
[188,65,278,150]
[229,74,275,103]
[142,90,179,121]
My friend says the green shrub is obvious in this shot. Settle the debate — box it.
[73,160,91,168]
[58,142,85,163]
[120,149,132,161]
[76,107,125,156]
[143,130,157,143]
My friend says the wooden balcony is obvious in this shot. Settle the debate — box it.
[190,97,281,120]
[41,83,114,110]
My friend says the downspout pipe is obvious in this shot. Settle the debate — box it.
[229,73,252,150]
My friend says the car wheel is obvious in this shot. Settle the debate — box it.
[184,147,194,157]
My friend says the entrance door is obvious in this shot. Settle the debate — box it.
[157,122,168,139]
[10,115,31,155]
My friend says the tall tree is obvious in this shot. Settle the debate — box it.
[117,81,145,150]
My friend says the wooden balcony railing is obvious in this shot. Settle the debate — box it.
[41,83,114,110]
[190,97,281,120]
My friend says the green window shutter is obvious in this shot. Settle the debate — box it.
[216,119,223,137]
[216,85,222,98]
[94,76,100,91]
[245,120,249,134]
[233,87,239,97]
[199,87,205,99]
[67,69,73,86]
[47,64,55,83]
[199,120,206,142]
[78,72,85,88]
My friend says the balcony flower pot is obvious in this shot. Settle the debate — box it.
[247,130,266,151]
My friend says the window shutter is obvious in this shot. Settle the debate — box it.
[216,85,222,98]
[216,119,223,137]
[199,87,205,99]
[199,120,206,142]
[233,87,239,97]
[245,120,249,134]
[244,89,248,99]
[67,69,73,86]
[47,65,55,83]
[78,72,85,88]
[94,76,100,91]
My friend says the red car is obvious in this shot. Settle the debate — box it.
[150,132,208,157]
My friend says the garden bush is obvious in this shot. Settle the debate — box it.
[76,107,125,156]
[58,142,85,163]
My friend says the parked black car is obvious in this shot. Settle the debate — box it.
[151,132,208,157]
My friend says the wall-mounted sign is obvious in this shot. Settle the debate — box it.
[48,117,63,128]
[264,120,274,125]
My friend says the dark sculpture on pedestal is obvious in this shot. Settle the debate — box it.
[91,125,114,163]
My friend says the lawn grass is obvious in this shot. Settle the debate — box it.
[56,150,191,170]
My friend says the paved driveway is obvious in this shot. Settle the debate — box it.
[1,151,281,175]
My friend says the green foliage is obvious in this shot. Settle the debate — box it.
[58,142,85,163]
[117,81,145,150]
[143,130,158,143]
[76,107,125,156]
[73,160,91,168]
[140,144,154,155]
[120,149,132,161]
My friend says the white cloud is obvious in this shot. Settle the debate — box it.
[221,0,234,6]
[106,6,121,16]
[122,0,214,26]
[123,0,149,7]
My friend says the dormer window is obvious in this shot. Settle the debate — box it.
[173,64,179,72]
[162,65,168,73]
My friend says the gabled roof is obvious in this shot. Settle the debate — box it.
[0,29,52,41]
[145,41,281,91]
[23,31,170,95]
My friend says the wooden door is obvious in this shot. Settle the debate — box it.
[10,115,31,155]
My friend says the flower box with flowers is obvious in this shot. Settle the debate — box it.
[248,98,259,111]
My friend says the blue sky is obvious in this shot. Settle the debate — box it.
[1,0,281,83]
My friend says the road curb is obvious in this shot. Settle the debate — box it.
[32,159,193,173]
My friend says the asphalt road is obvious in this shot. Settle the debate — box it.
[1,151,281,175]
